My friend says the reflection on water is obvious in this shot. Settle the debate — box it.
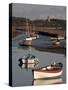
[32,77,63,85]
[18,63,39,69]
[18,45,66,58]
[18,45,30,50]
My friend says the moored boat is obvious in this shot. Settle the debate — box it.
[52,39,60,45]
[19,37,32,46]
[18,54,39,64]
[32,62,63,79]
[19,18,39,46]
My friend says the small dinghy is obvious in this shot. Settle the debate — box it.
[32,62,63,79]
[52,39,60,46]
[19,37,32,46]
[18,54,39,64]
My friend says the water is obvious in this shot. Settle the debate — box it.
[12,33,66,86]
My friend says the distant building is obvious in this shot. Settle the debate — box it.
[47,16,50,22]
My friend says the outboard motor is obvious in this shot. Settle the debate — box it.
[57,62,63,69]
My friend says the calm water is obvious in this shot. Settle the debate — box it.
[12,33,66,86]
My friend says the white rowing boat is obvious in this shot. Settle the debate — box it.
[32,62,63,79]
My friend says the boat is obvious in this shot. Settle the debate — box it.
[19,18,33,46]
[51,36,64,40]
[32,78,63,85]
[19,37,32,46]
[32,62,63,79]
[18,54,39,64]
[19,34,39,46]
[51,35,65,46]
[52,39,60,45]
[19,18,39,46]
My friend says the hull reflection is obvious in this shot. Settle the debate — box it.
[32,78,63,85]
[18,63,38,69]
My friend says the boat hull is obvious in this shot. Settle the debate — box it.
[33,70,63,79]
[52,40,60,45]
[20,40,32,46]
[22,59,38,64]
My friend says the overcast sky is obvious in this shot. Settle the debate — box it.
[12,3,66,20]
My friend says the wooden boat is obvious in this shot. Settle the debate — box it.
[52,39,60,45]
[32,62,63,79]
[18,54,39,64]
[19,37,32,46]
[51,36,64,46]
[32,78,63,85]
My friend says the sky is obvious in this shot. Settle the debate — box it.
[12,3,66,20]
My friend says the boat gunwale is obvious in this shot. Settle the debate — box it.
[32,69,63,73]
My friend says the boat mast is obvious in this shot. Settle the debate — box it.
[26,17,30,37]
[33,23,35,34]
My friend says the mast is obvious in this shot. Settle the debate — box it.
[32,23,35,33]
[26,17,30,37]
